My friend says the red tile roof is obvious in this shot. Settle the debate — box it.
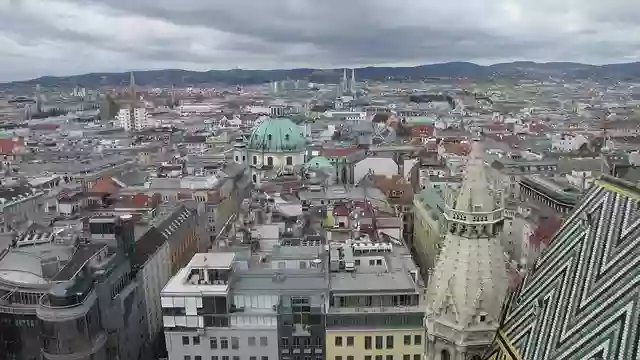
[322,147,359,157]
[88,177,123,194]
[410,125,435,138]
[442,143,471,156]
[529,216,562,249]
[0,139,17,155]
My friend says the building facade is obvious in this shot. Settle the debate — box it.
[161,253,281,360]
[118,106,149,132]
[325,240,425,360]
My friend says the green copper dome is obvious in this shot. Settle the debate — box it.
[304,156,333,170]
[247,117,306,152]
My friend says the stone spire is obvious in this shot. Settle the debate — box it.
[342,68,348,93]
[425,140,509,358]
[129,71,136,100]
[350,68,357,95]
[453,141,496,213]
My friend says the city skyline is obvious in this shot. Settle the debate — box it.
[3,0,640,81]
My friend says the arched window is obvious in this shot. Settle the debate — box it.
[441,349,451,360]
[252,174,257,183]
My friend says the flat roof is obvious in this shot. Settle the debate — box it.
[161,253,235,296]
[189,252,235,269]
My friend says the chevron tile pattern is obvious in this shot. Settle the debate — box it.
[484,177,640,360]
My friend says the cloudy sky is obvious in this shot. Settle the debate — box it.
[2,0,640,82]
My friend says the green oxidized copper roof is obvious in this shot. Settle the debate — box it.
[246,117,306,152]
[407,116,435,125]
[304,156,334,170]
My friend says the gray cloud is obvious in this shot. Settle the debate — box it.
[2,0,640,81]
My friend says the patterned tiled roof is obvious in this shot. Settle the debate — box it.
[484,175,640,360]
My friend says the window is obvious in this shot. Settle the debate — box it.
[404,355,411,360]
[184,356,191,360]
[375,356,383,360]
[440,350,450,360]
[335,357,342,360]
[386,335,394,349]
[222,357,229,360]
[267,157,274,166]
[413,335,421,345]
[233,357,240,360]
[282,337,289,346]
[386,356,393,360]
[250,357,257,360]
[364,336,372,349]
[196,357,202,360]
[253,156,257,165]
[480,315,486,322]
[346,336,354,346]
[248,337,256,346]
[221,337,229,349]
[261,357,268,360]
[376,259,382,266]
[347,357,354,360]
[182,336,190,345]
[335,337,343,346]
[193,336,200,345]
[365,357,372,360]
[413,355,421,360]
[212,357,219,360]
[231,337,239,349]
[369,259,375,266]
[260,337,268,346]
[375,336,383,349]
[404,335,411,345]
[210,337,218,349]
[286,156,293,165]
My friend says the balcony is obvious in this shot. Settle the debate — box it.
[327,305,424,314]
[37,289,97,322]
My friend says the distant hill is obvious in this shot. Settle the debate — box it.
[4,61,640,88]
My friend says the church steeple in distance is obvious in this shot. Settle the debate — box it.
[129,71,136,101]
[350,69,356,95]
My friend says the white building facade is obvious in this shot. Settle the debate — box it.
[118,106,150,131]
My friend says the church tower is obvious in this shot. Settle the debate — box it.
[129,71,137,100]
[425,141,510,360]
[342,68,348,94]
[350,68,357,95]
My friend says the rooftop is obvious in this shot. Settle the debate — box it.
[161,253,235,296]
